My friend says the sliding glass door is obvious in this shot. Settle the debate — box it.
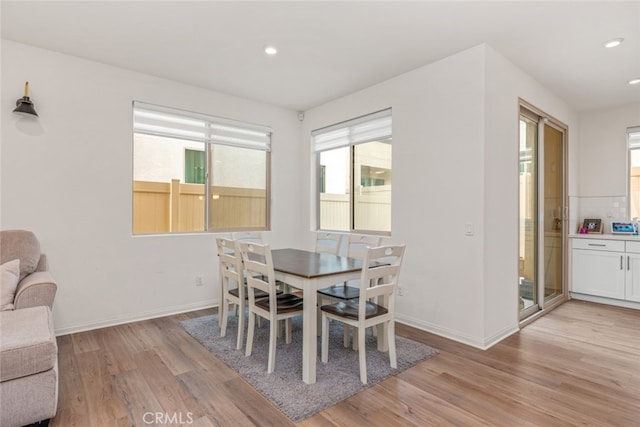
[519,114,538,316]
[518,105,567,320]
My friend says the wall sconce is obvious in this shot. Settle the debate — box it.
[13,81,38,117]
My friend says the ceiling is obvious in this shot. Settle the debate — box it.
[2,1,639,112]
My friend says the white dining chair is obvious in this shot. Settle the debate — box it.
[315,232,344,255]
[320,234,382,299]
[231,231,263,244]
[313,232,345,332]
[239,241,304,374]
[318,234,383,347]
[321,244,405,384]
[217,237,271,350]
[346,234,384,260]
[232,230,288,296]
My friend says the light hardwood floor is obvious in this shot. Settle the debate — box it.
[50,300,640,426]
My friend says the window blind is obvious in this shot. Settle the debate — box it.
[628,126,640,149]
[133,101,272,151]
[312,108,392,152]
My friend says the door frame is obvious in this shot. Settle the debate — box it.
[518,99,570,324]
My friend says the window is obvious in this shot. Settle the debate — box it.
[319,165,326,193]
[313,109,392,234]
[628,126,640,219]
[184,149,205,184]
[132,102,270,234]
[361,165,390,187]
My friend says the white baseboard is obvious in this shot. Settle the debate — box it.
[55,300,521,350]
[570,293,640,310]
[481,324,520,349]
[54,299,218,336]
[395,314,519,350]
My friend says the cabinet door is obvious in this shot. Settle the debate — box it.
[572,249,625,299]
[626,253,640,302]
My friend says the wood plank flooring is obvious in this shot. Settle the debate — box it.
[50,300,640,426]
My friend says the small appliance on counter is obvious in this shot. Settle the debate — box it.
[611,221,638,235]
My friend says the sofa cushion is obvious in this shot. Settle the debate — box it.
[0,306,57,382]
[0,230,41,281]
[1,259,20,310]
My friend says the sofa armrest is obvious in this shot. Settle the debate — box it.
[13,271,57,310]
[36,253,49,272]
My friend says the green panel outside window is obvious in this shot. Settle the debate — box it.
[185,149,205,184]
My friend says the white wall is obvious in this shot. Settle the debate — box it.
[303,46,488,346]
[303,44,578,348]
[1,40,304,334]
[570,103,640,232]
[483,46,578,344]
[578,103,640,198]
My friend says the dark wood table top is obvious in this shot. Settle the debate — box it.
[271,248,364,279]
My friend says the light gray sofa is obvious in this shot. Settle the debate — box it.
[0,230,58,427]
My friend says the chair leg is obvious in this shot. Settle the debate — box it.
[284,318,291,344]
[352,327,359,351]
[236,301,245,350]
[245,312,256,357]
[358,325,367,384]
[343,325,350,348]
[321,313,330,363]
[376,323,388,351]
[387,320,397,369]
[267,317,278,373]
[220,300,229,337]
[370,294,378,338]
[317,296,324,337]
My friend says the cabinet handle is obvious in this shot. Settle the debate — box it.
[621,256,624,270]
[628,256,631,271]
[588,243,606,247]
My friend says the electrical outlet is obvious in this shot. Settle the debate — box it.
[465,222,474,236]
[195,275,204,286]
[397,286,404,296]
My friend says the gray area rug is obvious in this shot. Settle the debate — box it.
[180,313,438,422]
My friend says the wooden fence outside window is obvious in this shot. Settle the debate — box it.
[133,179,266,233]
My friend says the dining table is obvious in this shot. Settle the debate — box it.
[270,248,366,384]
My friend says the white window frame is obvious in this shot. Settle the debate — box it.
[628,126,640,220]
[312,108,392,235]
[133,101,272,233]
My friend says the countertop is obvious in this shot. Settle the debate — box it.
[569,233,640,241]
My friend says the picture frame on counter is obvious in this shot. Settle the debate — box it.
[580,218,603,234]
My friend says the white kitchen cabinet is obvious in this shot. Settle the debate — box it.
[571,237,640,307]
[572,241,626,299]
[625,242,640,302]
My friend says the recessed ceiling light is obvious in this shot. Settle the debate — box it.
[264,46,278,56]
[629,78,640,85]
[604,38,624,48]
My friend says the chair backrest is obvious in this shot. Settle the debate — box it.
[216,237,244,298]
[238,241,278,303]
[359,245,406,314]
[232,231,263,244]
[346,234,383,260]
[0,229,43,281]
[315,232,343,255]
